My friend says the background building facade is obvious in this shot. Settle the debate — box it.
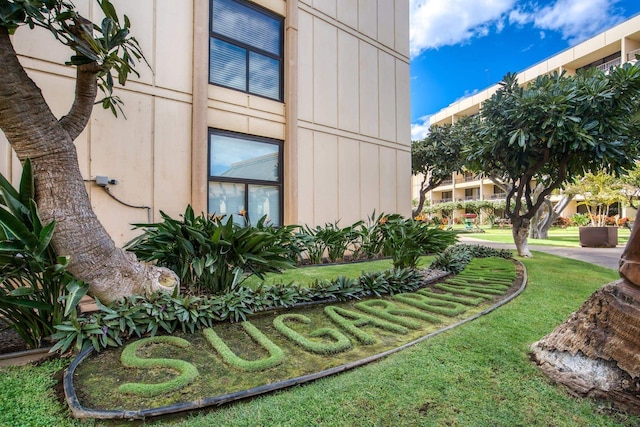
[418,14,640,222]
[2,0,411,245]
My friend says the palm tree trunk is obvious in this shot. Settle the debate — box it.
[0,27,177,303]
[530,209,640,414]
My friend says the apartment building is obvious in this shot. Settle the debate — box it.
[419,13,640,222]
[2,0,411,246]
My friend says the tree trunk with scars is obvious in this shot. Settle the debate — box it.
[511,216,532,257]
[0,27,177,303]
[531,208,640,414]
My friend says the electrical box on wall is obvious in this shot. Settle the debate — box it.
[95,176,109,187]
[95,176,118,187]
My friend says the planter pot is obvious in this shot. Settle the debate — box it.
[579,226,618,248]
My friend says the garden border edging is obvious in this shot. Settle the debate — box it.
[63,260,527,420]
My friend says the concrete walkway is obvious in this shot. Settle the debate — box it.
[458,234,624,271]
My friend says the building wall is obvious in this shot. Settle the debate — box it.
[0,0,411,246]
[294,0,411,226]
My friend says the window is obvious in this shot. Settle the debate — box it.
[209,0,284,101]
[208,130,283,226]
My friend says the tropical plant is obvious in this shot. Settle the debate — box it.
[50,264,430,353]
[0,159,87,349]
[296,220,363,263]
[253,216,302,264]
[429,244,513,274]
[351,212,387,260]
[378,215,458,269]
[568,213,587,227]
[126,206,295,294]
[566,172,626,227]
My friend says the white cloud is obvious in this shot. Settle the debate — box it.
[411,116,432,141]
[410,0,627,57]
[509,0,625,44]
[410,0,516,57]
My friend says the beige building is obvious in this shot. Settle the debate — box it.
[2,0,411,246]
[419,13,640,222]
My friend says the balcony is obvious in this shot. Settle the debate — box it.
[455,174,480,184]
[628,48,640,62]
[595,57,621,73]
[484,193,506,200]
[435,198,453,204]
[441,179,453,186]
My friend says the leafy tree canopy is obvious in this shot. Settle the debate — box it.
[461,65,640,255]
[411,116,473,216]
[0,0,145,115]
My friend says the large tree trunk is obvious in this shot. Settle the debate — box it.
[511,217,532,257]
[0,27,177,303]
[529,193,573,240]
[530,209,640,414]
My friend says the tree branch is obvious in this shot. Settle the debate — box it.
[58,63,100,141]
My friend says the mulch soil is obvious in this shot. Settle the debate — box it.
[0,320,29,355]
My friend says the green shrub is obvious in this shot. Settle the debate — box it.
[571,213,590,227]
[203,322,285,371]
[296,220,363,263]
[354,300,440,328]
[0,159,87,349]
[118,336,199,396]
[351,212,387,260]
[253,216,303,264]
[378,215,458,269]
[273,313,352,354]
[51,266,429,353]
[429,244,512,274]
[126,206,295,294]
[323,306,409,345]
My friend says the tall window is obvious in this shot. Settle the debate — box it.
[209,0,284,101]
[208,130,283,226]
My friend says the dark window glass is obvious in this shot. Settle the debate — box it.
[249,52,280,99]
[209,38,247,91]
[212,0,281,55]
[209,0,283,101]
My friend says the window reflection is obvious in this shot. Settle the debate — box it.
[210,135,279,182]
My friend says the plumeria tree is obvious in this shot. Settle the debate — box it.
[0,1,178,302]
[465,68,640,256]
[567,172,626,226]
[411,117,469,217]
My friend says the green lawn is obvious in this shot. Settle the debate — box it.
[1,253,638,426]
[459,226,631,247]
[242,256,433,288]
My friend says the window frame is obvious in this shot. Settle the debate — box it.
[208,0,285,101]
[207,129,284,225]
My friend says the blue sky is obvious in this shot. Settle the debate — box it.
[409,0,640,140]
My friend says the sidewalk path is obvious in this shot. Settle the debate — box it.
[457,235,624,271]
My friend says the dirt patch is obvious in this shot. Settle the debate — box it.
[0,320,28,355]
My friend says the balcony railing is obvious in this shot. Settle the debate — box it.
[435,198,453,204]
[440,179,453,186]
[455,175,480,184]
[484,193,506,200]
[627,48,640,62]
[595,57,621,73]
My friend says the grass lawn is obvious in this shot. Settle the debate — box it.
[1,253,638,426]
[242,256,433,288]
[458,226,631,247]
